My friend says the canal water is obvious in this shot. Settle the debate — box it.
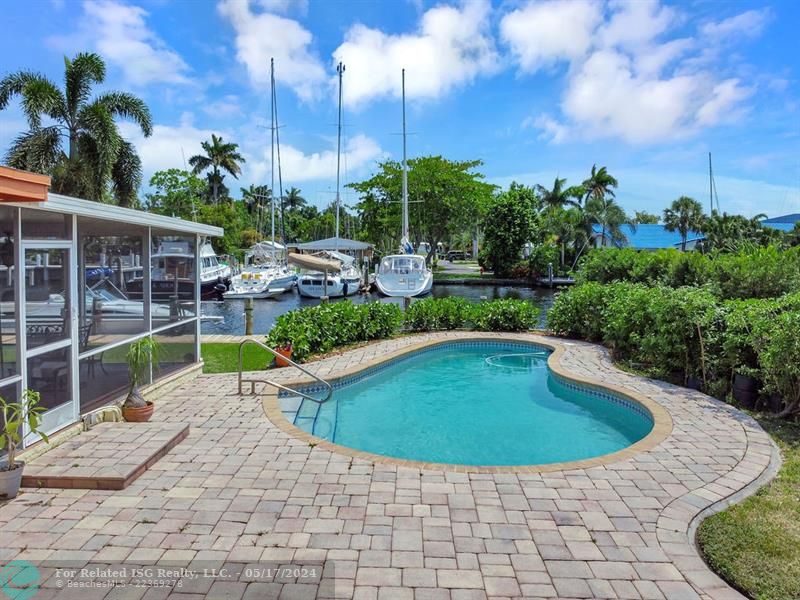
[200,284,556,335]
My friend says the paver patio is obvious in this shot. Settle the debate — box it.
[0,332,779,599]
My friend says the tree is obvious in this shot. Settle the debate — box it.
[189,134,245,204]
[541,206,585,268]
[350,156,494,263]
[535,177,582,210]
[481,184,536,277]
[663,196,704,251]
[633,210,660,224]
[145,169,204,219]
[0,52,152,205]
[585,196,632,247]
[282,187,306,212]
[581,164,618,207]
[698,210,777,252]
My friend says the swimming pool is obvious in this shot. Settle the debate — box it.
[278,341,654,467]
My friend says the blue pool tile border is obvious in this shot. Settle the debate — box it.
[280,340,654,431]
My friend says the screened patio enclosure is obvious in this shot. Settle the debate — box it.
[0,166,223,448]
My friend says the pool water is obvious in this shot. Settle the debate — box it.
[281,342,653,466]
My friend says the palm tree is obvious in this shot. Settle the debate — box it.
[0,52,152,206]
[585,196,632,247]
[581,164,618,207]
[535,177,583,210]
[663,196,704,251]
[282,187,306,212]
[189,134,245,204]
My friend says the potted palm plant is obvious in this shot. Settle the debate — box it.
[122,337,162,422]
[1,389,48,499]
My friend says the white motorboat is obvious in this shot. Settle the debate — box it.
[128,239,232,300]
[375,69,433,298]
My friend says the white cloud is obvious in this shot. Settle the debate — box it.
[505,1,764,145]
[118,114,222,181]
[201,95,242,117]
[701,9,771,40]
[217,0,326,101]
[256,0,308,15]
[523,114,570,144]
[332,0,499,107]
[49,0,191,87]
[500,0,601,72]
[248,134,385,184]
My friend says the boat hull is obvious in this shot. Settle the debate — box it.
[374,271,433,297]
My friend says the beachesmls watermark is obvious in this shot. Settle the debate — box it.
[0,561,332,598]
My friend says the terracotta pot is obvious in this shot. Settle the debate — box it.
[122,401,154,422]
[274,347,293,368]
[0,461,24,500]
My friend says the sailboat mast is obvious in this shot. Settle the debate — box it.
[401,69,409,244]
[708,152,713,214]
[270,58,276,248]
[335,62,345,251]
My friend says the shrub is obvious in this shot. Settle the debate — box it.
[546,282,612,341]
[601,283,657,360]
[527,244,560,278]
[267,301,402,362]
[755,311,800,417]
[405,297,471,331]
[577,245,800,299]
[472,299,540,331]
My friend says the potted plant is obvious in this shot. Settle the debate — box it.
[1,389,48,500]
[121,337,162,422]
[274,342,293,368]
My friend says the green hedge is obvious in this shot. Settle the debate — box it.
[267,298,540,362]
[404,297,471,331]
[576,246,800,299]
[267,301,403,362]
[548,283,800,415]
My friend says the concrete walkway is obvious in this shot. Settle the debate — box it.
[0,332,777,600]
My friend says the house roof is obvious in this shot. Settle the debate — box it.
[7,192,224,237]
[292,236,373,251]
[591,224,704,249]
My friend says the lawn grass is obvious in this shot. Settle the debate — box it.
[697,416,800,600]
[201,342,274,373]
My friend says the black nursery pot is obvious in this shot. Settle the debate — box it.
[733,373,760,409]
[686,375,703,391]
[768,393,784,414]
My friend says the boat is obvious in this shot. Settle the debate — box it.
[296,61,364,299]
[224,242,295,299]
[127,239,231,301]
[375,69,433,298]
[295,251,362,299]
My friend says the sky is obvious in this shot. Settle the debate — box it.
[0,0,799,219]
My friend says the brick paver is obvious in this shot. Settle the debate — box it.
[0,332,777,599]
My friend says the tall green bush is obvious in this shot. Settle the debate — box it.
[546,282,613,341]
[405,297,470,331]
[472,299,540,331]
[267,301,403,362]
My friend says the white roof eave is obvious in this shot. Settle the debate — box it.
[8,192,224,237]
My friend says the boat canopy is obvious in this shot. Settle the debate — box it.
[288,252,341,272]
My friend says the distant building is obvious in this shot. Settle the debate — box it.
[591,224,704,250]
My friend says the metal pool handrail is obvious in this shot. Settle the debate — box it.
[237,339,333,404]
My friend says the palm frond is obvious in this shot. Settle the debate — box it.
[111,140,142,207]
[0,71,63,128]
[64,52,105,118]
[96,91,153,136]
[4,126,64,173]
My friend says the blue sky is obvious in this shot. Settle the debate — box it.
[1,0,798,218]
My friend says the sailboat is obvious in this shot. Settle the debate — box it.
[225,58,296,300]
[374,69,433,297]
[296,62,364,299]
